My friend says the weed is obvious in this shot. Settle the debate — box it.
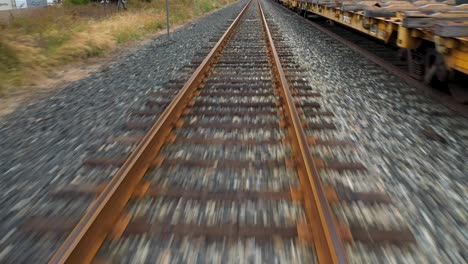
[0,0,236,95]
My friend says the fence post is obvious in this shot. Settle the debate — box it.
[165,0,170,38]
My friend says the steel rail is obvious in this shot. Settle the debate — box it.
[257,1,347,263]
[48,1,252,263]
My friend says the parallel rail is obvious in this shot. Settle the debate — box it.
[258,1,346,263]
[48,0,345,263]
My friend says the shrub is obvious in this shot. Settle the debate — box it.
[67,0,90,5]
[0,0,235,95]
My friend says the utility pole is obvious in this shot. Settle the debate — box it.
[165,0,170,39]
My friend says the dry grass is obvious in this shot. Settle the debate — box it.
[0,0,235,95]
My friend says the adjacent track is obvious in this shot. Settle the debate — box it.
[47,0,345,263]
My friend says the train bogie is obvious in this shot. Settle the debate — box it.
[280,0,468,88]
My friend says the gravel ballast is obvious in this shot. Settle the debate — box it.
[0,0,466,262]
[0,1,246,261]
[263,1,467,263]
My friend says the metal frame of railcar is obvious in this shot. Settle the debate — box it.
[280,0,468,86]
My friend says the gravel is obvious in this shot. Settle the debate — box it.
[0,1,247,262]
[263,0,467,263]
[97,237,316,263]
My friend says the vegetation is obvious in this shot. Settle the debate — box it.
[0,0,235,95]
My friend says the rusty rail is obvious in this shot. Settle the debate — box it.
[257,1,347,263]
[48,1,253,263]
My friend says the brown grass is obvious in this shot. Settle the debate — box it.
[0,0,236,95]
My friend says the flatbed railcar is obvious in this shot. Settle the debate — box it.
[277,0,468,89]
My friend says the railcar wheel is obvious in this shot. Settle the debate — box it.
[424,49,449,90]
[398,48,407,62]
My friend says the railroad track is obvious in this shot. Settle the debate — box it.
[23,0,419,262]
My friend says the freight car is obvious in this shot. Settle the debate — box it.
[277,0,468,92]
